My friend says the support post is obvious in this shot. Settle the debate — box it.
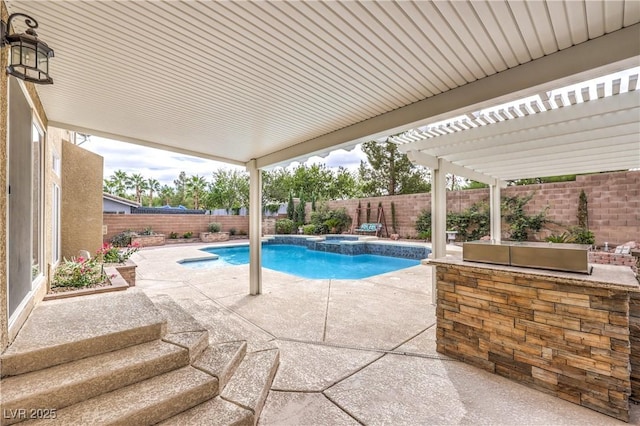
[430,158,446,304]
[490,183,502,243]
[248,160,262,295]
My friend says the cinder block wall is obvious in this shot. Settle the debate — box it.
[103,214,249,242]
[316,171,639,245]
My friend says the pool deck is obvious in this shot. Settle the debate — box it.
[133,241,639,425]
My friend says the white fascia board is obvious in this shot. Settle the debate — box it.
[406,150,440,170]
[49,121,246,167]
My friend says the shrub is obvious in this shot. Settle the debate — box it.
[276,219,295,234]
[415,210,431,236]
[502,194,547,241]
[139,226,154,235]
[111,230,136,247]
[568,226,595,245]
[183,231,193,238]
[545,233,571,243]
[169,232,178,239]
[52,257,105,288]
[447,202,490,242]
[229,228,237,236]
[303,224,316,235]
[208,222,222,233]
[96,242,140,263]
[238,229,247,236]
[310,206,351,234]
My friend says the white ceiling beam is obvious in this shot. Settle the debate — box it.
[256,24,640,168]
[399,90,640,153]
[406,150,502,187]
[48,121,246,166]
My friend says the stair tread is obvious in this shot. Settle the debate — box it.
[221,349,279,415]
[151,295,207,334]
[24,366,218,426]
[1,290,164,376]
[193,341,247,390]
[1,340,189,411]
[158,397,253,426]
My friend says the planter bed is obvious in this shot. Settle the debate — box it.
[44,264,130,301]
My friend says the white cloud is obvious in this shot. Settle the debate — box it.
[83,137,367,185]
[81,137,243,185]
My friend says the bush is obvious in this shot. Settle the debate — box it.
[229,228,237,236]
[169,232,178,239]
[310,206,351,234]
[303,224,316,235]
[545,233,571,243]
[208,222,221,233]
[502,194,547,241]
[183,231,193,238]
[111,230,136,247]
[96,242,140,263]
[52,257,105,288]
[568,226,595,245]
[415,210,431,236]
[139,226,154,236]
[447,202,490,242]
[276,219,295,234]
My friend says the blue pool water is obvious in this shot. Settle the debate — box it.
[181,244,420,279]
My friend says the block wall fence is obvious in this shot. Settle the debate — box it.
[103,214,249,242]
[318,171,639,246]
[102,171,639,246]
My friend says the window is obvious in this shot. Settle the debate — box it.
[52,184,61,264]
[31,123,44,283]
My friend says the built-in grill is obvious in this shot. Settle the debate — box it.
[463,240,592,274]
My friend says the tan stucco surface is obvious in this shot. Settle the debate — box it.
[61,141,103,261]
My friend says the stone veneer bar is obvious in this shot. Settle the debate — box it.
[431,258,639,422]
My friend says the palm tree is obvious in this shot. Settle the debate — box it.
[103,178,116,195]
[126,173,148,204]
[159,185,174,206]
[185,175,208,210]
[147,178,161,207]
[111,169,129,198]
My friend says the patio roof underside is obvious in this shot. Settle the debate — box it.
[6,0,640,178]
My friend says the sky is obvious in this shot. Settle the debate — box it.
[81,137,368,186]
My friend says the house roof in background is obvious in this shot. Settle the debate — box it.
[103,193,141,208]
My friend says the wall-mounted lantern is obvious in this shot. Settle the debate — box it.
[1,13,54,84]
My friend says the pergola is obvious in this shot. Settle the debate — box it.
[6,0,639,295]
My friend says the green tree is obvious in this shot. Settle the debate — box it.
[159,184,174,206]
[262,168,291,205]
[146,178,161,207]
[358,139,430,196]
[103,178,116,195]
[287,191,295,220]
[173,171,188,206]
[126,173,148,204]
[109,169,129,198]
[207,170,249,212]
[186,175,208,210]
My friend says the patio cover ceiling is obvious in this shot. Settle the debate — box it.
[5,0,640,176]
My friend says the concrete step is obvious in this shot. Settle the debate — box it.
[0,340,189,426]
[221,349,280,423]
[151,295,209,362]
[157,397,254,426]
[193,341,247,390]
[22,366,218,426]
[1,290,165,377]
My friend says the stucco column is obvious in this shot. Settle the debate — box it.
[247,160,262,295]
[430,158,446,304]
[490,183,502,243]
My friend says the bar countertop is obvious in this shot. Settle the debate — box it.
[429,257,640,293]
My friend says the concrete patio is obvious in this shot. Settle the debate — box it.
[131,242,639,425]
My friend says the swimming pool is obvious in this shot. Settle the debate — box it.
[180,244,421,279]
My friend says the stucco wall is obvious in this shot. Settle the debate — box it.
[0,0,52,351]
[0,1,9,351]
[61,141,104,260]
[318,171,639,246]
